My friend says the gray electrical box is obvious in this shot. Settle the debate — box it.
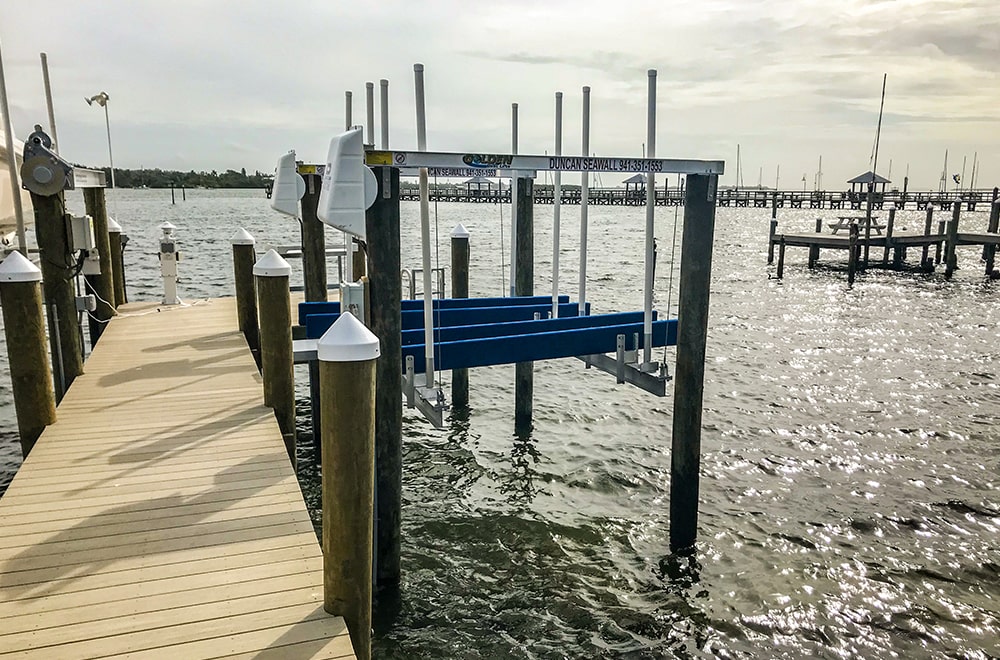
[70,215,96,251]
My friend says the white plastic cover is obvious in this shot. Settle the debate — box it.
[317,310,380,362]
[270,150,306,217]
[0,250,42,282]
[317,127,373,239]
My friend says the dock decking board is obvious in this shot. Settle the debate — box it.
[0,297,354,659]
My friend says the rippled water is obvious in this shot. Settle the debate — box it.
[0,189,997,658]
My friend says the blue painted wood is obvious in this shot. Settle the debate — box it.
[305,302,587,339]
[298,295,570,325]
[404,319,677,372]
[401,311,650,346]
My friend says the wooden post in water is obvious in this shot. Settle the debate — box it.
[107,218,126,307]
[767,219,777,264]
[318,312,379,660]
[82,188,116,346]
[254,249,296,468]
[847,223,859,286]
[945,202,960,279]
[935,219,946,264]
[669,173,718,553]
[451,223,471,409]
[776,237,785,279]
[882,205,896,265]
[808,217,822,268]
[365,166,402,587]
[921,205,935,267]
[300,172,328,301]
[771,192,778,219]
[231,228,260,365]
[985,201,999,275]
[0,252,56,456]
[514,176,534,435]
[30,191,83,400]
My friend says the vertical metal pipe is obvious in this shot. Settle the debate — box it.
[102,104,115,189]
[510,102,519,297]
[669,174,718,552]
[643,69,657,365]
[380,79,390,149]
[552,92,563,318]
[345,91,353,131]
[365,81,375,146]
[414,64,435,386]
[578,86,591,315]
[0,39,27,254]
[40,53,59,153]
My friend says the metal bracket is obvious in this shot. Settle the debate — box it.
[404,355,448,428]
[576,335,671,397]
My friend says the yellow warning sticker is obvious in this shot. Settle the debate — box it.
[297,164,318,174]
[366,151,393,166]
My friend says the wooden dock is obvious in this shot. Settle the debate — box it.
[0,297,355,659]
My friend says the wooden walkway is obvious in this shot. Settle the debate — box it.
[0,297,355,659]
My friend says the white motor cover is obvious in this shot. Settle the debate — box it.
[270,150,306,217]
[317,128,377,239]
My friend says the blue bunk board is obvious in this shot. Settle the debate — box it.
[404,319,677,372]
[305,302,587,339]
[298,295,569,326]
[401,310,650,346]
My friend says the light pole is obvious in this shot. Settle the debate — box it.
[86,92,115,188]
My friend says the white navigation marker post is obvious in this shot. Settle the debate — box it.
[578,86,591,316]
[414,63,436,387]
[552,92,563,318]
[379,79,389,149]
[642,69,657,367]
[510,102,519,297]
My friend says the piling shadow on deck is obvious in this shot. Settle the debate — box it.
[0,297,354,659]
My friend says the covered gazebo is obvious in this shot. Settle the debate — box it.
[623,173,646,195]
[847,171,890,200]
[463,175,498,197]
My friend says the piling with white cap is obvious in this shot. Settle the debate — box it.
[159,221,180,305]
[318,311,379,660]
[107,217,126,306]
[450,224,470,408]
[231,228,260,366]
[0,251,56,456]
[254,248,295,467]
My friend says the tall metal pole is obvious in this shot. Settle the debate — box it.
[345,91,353,131]
[642,69,657,366]
[379,79,389,149]
[414,64,435,386]
[40,53,59,153]
[365,81,375,146]
[509,102,519,297]
[103,103,115,189]
[578,86,591,316]
[552,91,563,318]
[0,38,27,253]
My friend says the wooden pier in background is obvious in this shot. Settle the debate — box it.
[0,297,354,659]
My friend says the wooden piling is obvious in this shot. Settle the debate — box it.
[771,192,777,219]
[808,218,822,268]
[669,173,718,553]
[254,250,296,468]
[945,203,960,279]
[847,223,858,286]
[107,218,126,307]
[30,191,83,400]
[83,188,116,346]
[450,223,471,409]
[318,312,379,660]
[921,206,934,267]
[776,237,785,279]
[935,219,946,264]
[882,206,896,264]
[365,166,402,587]
[300,172,328,301]
[985,201,999,275]
[767,219,777,264]
[0,252,56,456]
[231,228,260,366]
[352,239,366,282]
[514,176,534,435]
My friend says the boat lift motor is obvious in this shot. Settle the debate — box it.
[159,221,179,305]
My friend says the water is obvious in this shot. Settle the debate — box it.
[1,189,997,658]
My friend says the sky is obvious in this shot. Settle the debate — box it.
[2,0,998,190]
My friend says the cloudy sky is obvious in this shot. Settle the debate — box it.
[2,1,997,189]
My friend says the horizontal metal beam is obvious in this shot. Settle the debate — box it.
[71,167,107,188]
[365,150,725,176]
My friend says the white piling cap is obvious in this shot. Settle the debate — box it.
[253,249,292,277]
[160,221,177,236]
[318,311,381,362]
[0,251,42,283]
[231,227,256,245]
[107,217,123,233]
[451,223,470,239]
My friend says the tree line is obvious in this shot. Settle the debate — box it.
[94,167,272,189]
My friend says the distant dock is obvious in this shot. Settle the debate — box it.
[0,297,354,659]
